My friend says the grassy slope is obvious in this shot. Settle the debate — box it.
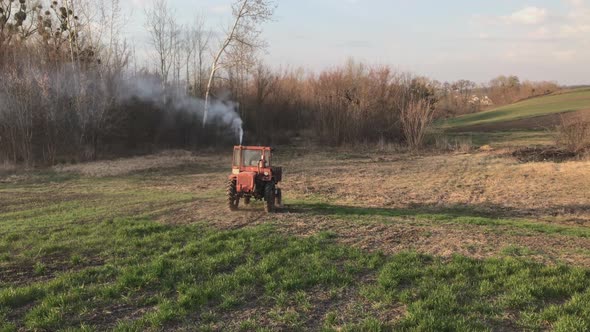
[445,131,556,148]
[1,170,590,331]
[442,88,590,129]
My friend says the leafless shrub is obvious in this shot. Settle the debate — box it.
[432,134,473,153]
[556,115,590,154]
[400,98,435,150]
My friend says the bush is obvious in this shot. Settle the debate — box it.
[431,134,473,153]
[556,116,590,154]
[400,98,435,150]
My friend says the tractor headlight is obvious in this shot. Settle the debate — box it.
[264,171,269,176]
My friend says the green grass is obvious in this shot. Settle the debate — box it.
[2,173,590,330]
[444,130,556,147]
[1,220,383,330]
[363,252,590,331]
[442,88,590,129]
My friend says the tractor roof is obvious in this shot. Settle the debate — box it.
[234,146,272,151]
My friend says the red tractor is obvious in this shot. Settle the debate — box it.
[227,146,283,212]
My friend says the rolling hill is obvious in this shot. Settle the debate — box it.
[442,88,590,130]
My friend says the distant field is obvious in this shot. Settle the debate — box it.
[442,88,590,129]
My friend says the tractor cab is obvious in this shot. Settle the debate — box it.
[232,146,272,173]
[228,146,283,213]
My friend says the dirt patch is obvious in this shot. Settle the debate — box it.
[0,255,105,287]
[447,109,590,133]
[53,150,223,177]
[82,302,156,330]
[512,147,579,163]
[0,173,34,184]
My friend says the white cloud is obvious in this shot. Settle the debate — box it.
[501,6,547,25]
[468,0,590,83]
[560,0,590,37]
[563,0,585,7]
[553,50,576,61]
[210,5,231,14]
[130,0,150,7]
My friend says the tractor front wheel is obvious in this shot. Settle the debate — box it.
[227,179,239,211]
[264,183,275,213]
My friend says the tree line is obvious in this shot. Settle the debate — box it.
[0,0,561,166]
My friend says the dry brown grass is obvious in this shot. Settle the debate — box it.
[52,150,213,177]
[280,149,590,217]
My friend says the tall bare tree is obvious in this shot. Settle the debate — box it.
[145,0,179,84]
[202,0,275,126]
[183,16,210,96]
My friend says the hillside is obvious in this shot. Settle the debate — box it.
[442,88,590,130]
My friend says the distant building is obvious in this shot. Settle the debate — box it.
[468,95,494,106]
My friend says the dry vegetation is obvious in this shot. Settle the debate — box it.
[53,150,212,177]
[0,0,564,166]
[556,114,590,154]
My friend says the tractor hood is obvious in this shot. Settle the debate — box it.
[236,172,256,193]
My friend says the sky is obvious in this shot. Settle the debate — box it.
[123,0,590,85]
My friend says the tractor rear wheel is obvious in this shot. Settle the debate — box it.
[275,188,282,208]
[227,179,239,211]
[264,183,275,213]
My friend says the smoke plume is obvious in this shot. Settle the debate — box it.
[118,75,244,144]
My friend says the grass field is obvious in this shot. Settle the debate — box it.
[442,88,590,129]
[2,150,590,330]
[441,130,556,149]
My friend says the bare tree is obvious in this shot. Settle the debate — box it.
[181,27,195,91]
[0,70,36,164]
[253,63,277,106]
[183,16,210,96]
[202,0,275,126]
[0,0,42,51]
[171,23,183,91]
[67,0,130,160]
[250,62,276,132]
[226,39,257,111]
[145,0,179,84]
